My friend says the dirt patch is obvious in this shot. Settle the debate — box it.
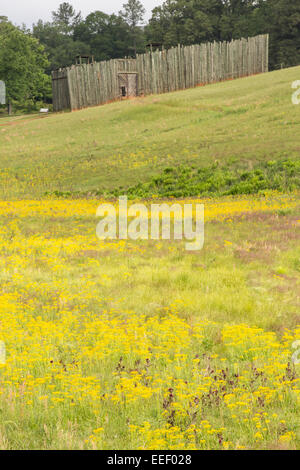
[234,244,277,264]
[232,212,299,264]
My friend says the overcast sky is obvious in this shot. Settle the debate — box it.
[1,0,163,27]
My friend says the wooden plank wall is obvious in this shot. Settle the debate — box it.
[136,34,269,96]
[51,69,70,112]
[52,35,269,112]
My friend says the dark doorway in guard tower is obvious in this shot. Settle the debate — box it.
[118,72,138,98]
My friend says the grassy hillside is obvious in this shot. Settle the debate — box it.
[0,66,300,198]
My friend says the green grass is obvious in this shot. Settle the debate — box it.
[0,66,300,199]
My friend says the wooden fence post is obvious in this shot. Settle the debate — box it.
[52,34,269,112]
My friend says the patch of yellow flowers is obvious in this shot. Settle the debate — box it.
[0,195,299,449]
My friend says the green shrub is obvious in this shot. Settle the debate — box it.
[110,159,300,199]
[45,159,300,199]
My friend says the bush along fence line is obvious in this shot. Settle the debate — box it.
[52,34,269,112]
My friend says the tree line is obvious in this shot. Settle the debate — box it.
[0,0,299,110]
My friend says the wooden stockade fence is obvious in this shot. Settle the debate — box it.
[52,34,269,112]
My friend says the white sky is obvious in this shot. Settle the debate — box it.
[1,0,163,27]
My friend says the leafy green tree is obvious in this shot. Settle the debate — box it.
[0,22,50,107]
[267,0,300,69]
[73,12,132,61]
[219,0,264,41]
[33,2,89,71]
[146,0,223,48]
[33,20,90,71]
[119,0,146,56]
[51,2,82,35]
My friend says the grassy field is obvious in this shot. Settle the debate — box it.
[0,66,300,198]
[0,194,299,449]
[0,67,299,450]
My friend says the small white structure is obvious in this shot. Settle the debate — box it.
[40,108,49,114]
[0,80,5,105]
